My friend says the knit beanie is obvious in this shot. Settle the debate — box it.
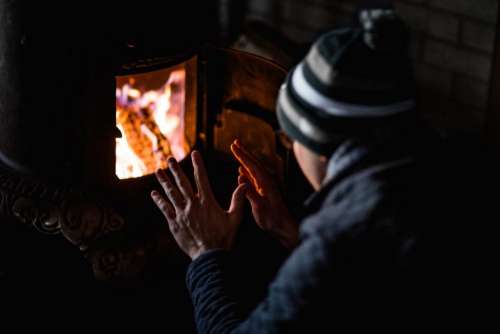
[277,8,416,155]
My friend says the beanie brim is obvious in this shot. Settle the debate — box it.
[276,16,416,156]
[277,80,343,155]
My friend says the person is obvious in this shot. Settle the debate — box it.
[150,8,486,332]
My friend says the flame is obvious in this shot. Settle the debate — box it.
[115,122,147,178]
[115,68,188,179]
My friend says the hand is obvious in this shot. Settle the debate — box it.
[230,140,299,250]
[151,151,247,260]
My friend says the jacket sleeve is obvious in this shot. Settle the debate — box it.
[186,234,334,334]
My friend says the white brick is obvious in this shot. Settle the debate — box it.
[424,40,492,80]
[395,2,429,31]
[281,1,339,31]
[462,21,496,53]
[247,0,275,16]
[427,11,459,42]
[307,0,357,13]
[395,1,460,42]
[279,22,318,44]
[430,0,498,23]
[454,75,490,109]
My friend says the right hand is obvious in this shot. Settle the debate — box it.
[230,140,299,250]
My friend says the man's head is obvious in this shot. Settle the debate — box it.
[276,8,416,190]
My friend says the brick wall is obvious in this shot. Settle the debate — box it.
[244,0,499,134]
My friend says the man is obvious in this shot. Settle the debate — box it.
[151,8,483,332]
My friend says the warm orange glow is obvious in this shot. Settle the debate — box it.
[115,67,188,179]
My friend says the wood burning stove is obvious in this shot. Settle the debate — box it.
[0,12,313,324]
[0,43,299,283]
[0,2,312,327]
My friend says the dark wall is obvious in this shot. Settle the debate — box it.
[241,0,498,136]
[0,0,219,181]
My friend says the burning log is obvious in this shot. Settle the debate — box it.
[115,68,188,179]
[117,105,172,173]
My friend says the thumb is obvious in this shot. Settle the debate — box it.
[245,187,267,228]
[228,183,248,220]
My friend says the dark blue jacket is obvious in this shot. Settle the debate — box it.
[186,138,487,333]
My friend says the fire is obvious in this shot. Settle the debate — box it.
[115,67,189,179]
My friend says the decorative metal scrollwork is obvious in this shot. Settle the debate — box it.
[0,166,175,285]
[10,197,62,235]
[0,169,143,282]
[60,199,105,246]
[36,202,61,234]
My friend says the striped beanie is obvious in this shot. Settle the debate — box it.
[277,8,416,155]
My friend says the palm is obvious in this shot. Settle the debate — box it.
[231,140,298,249]
[151,151,247,260]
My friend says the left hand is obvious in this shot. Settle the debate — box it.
[231,140,298,250]
[151,151,247,260]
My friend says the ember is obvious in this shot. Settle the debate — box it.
[115,66,189,179]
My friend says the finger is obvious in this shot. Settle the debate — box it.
[168,157,195,201]
[245,186,262,207]
[238,174,259,197]
[238,166,251,179]
[151,190,176,225]
[231,141,266,184]
[238,167,256,188]
[228,183,248,220]
[152,191,199,257]
[234,139,261,163]
[191,151,214,201]
[233,145,265,195]
[238,174,250,185]
[156,169,186,211]
[245,187,268,228]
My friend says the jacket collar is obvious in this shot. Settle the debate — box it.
[303,140,369,214]
[303,138,414,214]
